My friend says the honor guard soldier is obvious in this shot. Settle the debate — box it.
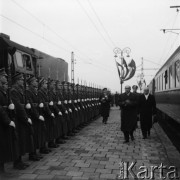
[48,79,66,144]
[61,81,75,136]
[0,68,20,171]
[39,77,58,150]
[11,72,34,168]
[26,76,45,160]
[56,80,69,140]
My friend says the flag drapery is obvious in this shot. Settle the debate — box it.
[115,58,136,82]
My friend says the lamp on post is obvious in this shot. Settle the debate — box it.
[113,47,131,94]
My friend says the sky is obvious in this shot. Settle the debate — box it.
[0,0,180,93]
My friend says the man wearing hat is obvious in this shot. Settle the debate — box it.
[26,76,45,160]
[132,85,141,128]
[139,87,157,139]
[99,88,111,124]
[0,68,20,171]
[56,80,69,140]
[48,79,66,145]
[38,77,58,150]
[119,85,138,143]
[10,72,34,168]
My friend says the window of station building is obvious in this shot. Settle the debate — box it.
[175,60,180,88]
[15,51,23,68]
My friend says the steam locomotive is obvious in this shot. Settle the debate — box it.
[0,33,68,81]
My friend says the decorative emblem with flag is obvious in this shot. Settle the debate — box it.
[115,58,136,82]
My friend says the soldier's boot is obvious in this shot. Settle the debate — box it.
[29,152,40,161]
[48,140,59,148]
[13,157,29,170]
[39,147,49,154]
[62,135,70,140]
[56,137,66,144]
[0,162,5,173]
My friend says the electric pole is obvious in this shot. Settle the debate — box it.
[140,57,144,92]
[71,52,74,84]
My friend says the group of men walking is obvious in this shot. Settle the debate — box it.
[119,85,157,143]
[0,68,101,172]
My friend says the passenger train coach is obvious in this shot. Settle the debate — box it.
[148,46,180,151]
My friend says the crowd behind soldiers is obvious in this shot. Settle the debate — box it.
[0,68,102,172]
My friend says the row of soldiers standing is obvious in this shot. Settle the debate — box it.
[0,68,101,172]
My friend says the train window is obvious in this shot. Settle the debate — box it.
[15,51,23,68]
[175,60,180,87]
[162,73,164,90]
[22,54,32,70]
[164,70,168,90]
[169,65,173,89]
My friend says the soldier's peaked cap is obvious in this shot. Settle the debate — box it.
[27,76,36,84]
[39,77,47,86]
[12,72,23,81]
[0,68,7,77]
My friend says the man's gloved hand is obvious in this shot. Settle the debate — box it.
[28,118,32,125]
[51,113,55,118]
[39,103,44,108]
[8,103,15,110]
[39,115,45,121]
[26,103,31,109]
[49,101,53,106]
[9,121,16,128]
[58,111,62,116]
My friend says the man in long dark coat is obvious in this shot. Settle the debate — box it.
[11,72,34,168]
[99,88,111,124]
[118,85,137,143]
[26,76,45,160]
[132,85,141,128]
[0,68,20,171]
[139,87,156,139]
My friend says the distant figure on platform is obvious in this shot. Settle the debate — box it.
[99,88,111,124]
[139,87,157,139]
[119,85,137,143]
[132,85,141,127]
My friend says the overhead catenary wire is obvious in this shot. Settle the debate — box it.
[86,0,116,47]
[9,0,115,73]
[76,0,113,49]
[159,11,179,64]
[1,14,117,74]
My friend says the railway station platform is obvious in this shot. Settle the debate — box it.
[1,107,180,180]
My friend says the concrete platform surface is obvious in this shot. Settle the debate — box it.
[0,107,180,180]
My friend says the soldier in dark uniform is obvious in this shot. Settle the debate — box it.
[99,88,111,124]
[139,87,157,139]
[56,81,69,140]
[26,76,45,160]
[0,68,20,171]
[118,85,137,143]
[48,79,65,144]
[38,77,58,151]
[11,72,34,168]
